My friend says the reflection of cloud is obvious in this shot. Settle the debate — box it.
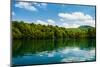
[15,2,37,11]
[58,12,95,27]
[37,51,48,57]
[36,47,95,63]
[61,57,86,62]
[60,48,95,62]
[37,51,55,57]
[39,54,43,57]
[47,52,56,57]
[48,53,54,57]
[61,47,80,54]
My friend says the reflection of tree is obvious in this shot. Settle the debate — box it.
[12,39,96,57]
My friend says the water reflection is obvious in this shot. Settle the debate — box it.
[12,39,96,65]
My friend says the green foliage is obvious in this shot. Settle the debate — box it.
[12,21,96,39]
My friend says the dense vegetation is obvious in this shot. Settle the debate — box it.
[12,21,96,39]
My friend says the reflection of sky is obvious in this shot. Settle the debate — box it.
[12,47,95,65]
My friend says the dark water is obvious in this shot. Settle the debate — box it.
[12,39,96,66]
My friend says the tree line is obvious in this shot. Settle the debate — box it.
[12,21,96,39]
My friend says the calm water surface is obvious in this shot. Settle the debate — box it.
[12,39,96,66]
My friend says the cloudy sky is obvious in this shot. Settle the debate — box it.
[12,1,96,28]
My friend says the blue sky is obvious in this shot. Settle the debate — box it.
[12,1,96,28]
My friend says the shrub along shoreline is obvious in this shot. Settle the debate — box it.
[12,21,96,39]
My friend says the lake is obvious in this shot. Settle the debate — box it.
[12,38,96,66]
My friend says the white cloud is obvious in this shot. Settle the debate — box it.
[60,19,65,21]
[12,11,15,16]
[34,2,47,8]
[35,19,55,26]
[58,12,95,27]
[35,19,79,28]
[58,12,93,21]
[15,2,37,11]
[62,23,80,28]
[84,20,95,27]
[33,2,41,7]
[47,19,55,25]
[41,3,47,6]
[35,20,48,25]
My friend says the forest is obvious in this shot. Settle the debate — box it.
[12,21,96,39]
